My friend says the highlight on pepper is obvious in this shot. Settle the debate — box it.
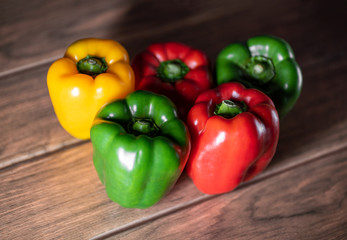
[47,38,135,139]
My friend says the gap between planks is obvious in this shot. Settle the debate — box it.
[0,56,60,79]
[0,139,85,170]
[90,142,347,240]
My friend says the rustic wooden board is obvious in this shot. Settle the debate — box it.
[1,0,347,239]
[1,0,345,75]
[112,147,347,240]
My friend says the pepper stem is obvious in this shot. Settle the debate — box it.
[157,59,190,83]
[214,100,247,119]
[77,55,108,77]
[128,118,159,137]
[245,56,275,85]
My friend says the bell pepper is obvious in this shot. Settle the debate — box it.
[90,90,191,208]
[186,82,279,194]
[47,38,135,139]
[216,35,302,117]
[132,42,212,119]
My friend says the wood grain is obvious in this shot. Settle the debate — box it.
[0,63,81,168]
[0,142,204,240]
[1,135,346,240]
[0,0,243,74]
[112,147,347,240]
[265,54,347,174]
[1,0,345,75]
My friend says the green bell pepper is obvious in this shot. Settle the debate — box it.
[90,90,191,208]
[216,35,302,117]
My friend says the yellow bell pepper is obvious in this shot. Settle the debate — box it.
[47,38,135,139]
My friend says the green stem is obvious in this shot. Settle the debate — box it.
[77,55,108,77]
[128,118,159,137]
[157,59,189,83]
[245,56,275,84]
[214,100,247,119]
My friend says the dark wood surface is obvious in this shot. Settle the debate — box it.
[1,0,346,239]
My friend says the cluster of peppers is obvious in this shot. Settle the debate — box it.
[47,36,302,208]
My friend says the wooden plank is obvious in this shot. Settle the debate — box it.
[1,132,346,240]
[1,0,345,75]
[0,142,204,240]
[111,147,347,240]
[0,63,81,168]
[0,0,246,74]
[265,53,347,174]
[1,137,346,240]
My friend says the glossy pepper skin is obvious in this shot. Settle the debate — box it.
[132,42,212,119]
[47,38,135,139]
[186,82,279,195]
[216,35,302,117]
[90,91,191,208]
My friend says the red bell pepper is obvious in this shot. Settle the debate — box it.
[186,82,279,194]
[132,42,212,118]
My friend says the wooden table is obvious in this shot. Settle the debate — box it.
[1,0,346,239]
